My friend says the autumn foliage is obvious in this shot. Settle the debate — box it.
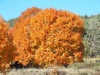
[12,8,84,67]
[12,7,41,66]
[0,7,85,72]
[30,8,84,66]
[0,16,16,73]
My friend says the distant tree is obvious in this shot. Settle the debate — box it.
[97,14,100,22]
[83,16,100,57]
[84,15,88,19]
[7,18,17,27]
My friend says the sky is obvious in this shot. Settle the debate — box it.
[0,0,100,21]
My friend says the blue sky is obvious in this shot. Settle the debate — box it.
[0,0,100,21]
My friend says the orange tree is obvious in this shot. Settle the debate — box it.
[12,7,85,67]
[12,7,41,66]
[30,8,85,67]
[0,16,16,75]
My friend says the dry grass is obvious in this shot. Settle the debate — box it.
[0,66,100,75]
[0,58,100,75]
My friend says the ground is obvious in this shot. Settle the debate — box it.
[0,58,100,75]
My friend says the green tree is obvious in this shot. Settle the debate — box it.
[7,18,17,27]
[83,15,100,57]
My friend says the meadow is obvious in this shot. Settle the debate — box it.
[0,58,99,75]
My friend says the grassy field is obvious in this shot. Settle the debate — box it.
[0,58,100,75]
